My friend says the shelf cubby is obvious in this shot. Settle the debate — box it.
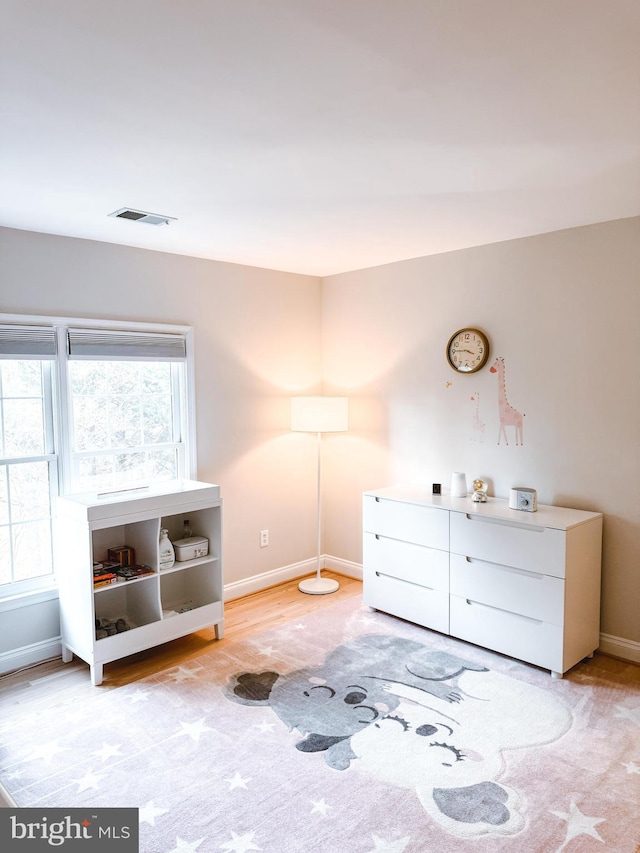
[56,480,223,685]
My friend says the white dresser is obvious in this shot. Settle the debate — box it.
[363,485,602,678]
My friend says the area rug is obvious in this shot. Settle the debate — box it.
[1,597,639,852]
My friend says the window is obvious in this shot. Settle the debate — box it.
[0,326,57,595]
[0,316,193,600]
[65,328,189,494]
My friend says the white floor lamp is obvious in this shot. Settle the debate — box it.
[291,396,349,595]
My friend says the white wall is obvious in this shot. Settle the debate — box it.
[0,226,323,664]
[322,217,640,647]
[2,217,639,670]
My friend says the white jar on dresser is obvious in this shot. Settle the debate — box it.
[363,485,603,678]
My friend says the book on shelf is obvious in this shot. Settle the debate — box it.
[93,574,118,587]
[115,564,155,581]
[94,561,119,573]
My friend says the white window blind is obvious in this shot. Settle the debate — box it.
[0,324,57,358]
[67,329,186,361]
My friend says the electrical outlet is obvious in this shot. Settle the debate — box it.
[260,529,269,548]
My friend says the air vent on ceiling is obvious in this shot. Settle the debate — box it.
[108,208,177,226]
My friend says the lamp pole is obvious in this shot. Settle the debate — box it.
[291,396,347,595]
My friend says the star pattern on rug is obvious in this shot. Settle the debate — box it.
[3,600,638,852]
[139,800,169,825]
[174,718,212,742]
[91,742,123,763]
[226,772,251,790]
[365,833,411,853]
[72,769,105,792]
[551,801,606,850]
[615,705,640,727]
[257,645,275,657]
[168,836,205,852]
[310,798,330,815]
[28,740,67,764]
[218,830,262,852]
[3,769,24,782]
[168,666,203,683]
[128,688,152,703]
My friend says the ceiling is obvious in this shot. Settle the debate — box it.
[1,1,639,277]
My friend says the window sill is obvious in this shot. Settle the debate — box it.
[0,585,59,613]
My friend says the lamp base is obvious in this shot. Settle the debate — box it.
[298,576,340,595]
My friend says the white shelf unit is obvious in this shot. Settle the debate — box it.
[363,485,602,678]
[56,480,223,685]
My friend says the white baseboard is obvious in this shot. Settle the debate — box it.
[223,554,362,601]
[0,638,62,677]
[598,632,640,665]
[322,555,363,580]
[223,558,316,601]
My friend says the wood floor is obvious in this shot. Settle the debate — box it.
[0,571,362,693]
[2,570,640,693]
[3,570,640,694]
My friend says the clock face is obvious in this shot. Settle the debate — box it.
[446,328,489,373]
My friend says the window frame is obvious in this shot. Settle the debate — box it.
[0,357,58,597]
[0,312,196,604]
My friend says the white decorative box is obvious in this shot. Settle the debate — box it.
[173,535,209,561]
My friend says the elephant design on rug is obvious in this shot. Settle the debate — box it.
[349,669,571,836]
[225,634,571,837]
[225,635,487,771]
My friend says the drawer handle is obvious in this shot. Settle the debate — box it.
[464,598,543,625]
[376,571,434,592]
[464,514,544,533]
[464,556,544,580]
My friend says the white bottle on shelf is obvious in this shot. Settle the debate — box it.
[159,528,175,570]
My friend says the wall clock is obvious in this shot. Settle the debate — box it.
[446,328,490,373]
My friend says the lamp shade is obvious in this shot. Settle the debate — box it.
[291,396,348,433]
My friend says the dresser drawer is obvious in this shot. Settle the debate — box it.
[450,594,563,673]
[364,532,449,591]
[364,569,449,634]
[450,552,565,624]
[363,495,449,550]
[450,511,566,578]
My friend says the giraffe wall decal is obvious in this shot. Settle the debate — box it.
[470,392,485,442]
[489,357,525,446]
